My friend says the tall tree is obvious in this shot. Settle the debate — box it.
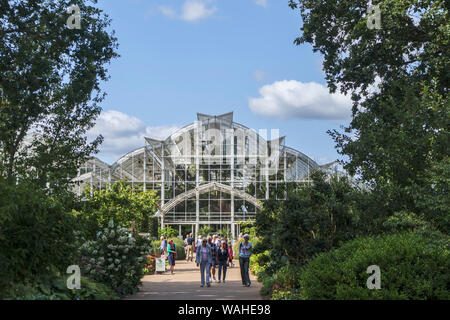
[288,0,448,98]
[0,0,118,190]
[289,0,449,231]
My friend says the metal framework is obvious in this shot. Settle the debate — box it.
[74,112,335,239]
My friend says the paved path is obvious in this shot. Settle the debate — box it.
[125,260,262,300]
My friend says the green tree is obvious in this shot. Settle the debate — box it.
[0,178,79,297]
[256,172,359,267]
[158,226,177,239]
[0,0,119,191]
[288,0,448,98]
[198,225,212,237]
[289,1,449,232]
[81,182,159,235]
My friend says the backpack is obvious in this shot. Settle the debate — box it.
[169,243,176,255]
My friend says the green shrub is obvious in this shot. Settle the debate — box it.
[82,182,159,233]
[255,172,359,270]
[260,276,276,296]
[270,289,302,300]
[198,225,212,238]
[0,181,78,297]
[78,221,150,296]
[172,238,186,260]
[250,251,270,277]
[158,226,177,238]
[3,276,119,300]
[300,232,450,300]
[383,211,432,233]
[272,263,303,290]
[71,277,120,300]
[150,240,162,256]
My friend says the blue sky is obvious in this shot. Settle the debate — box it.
[90,0,352,165]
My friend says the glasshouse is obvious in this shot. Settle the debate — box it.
[74,112,336,239]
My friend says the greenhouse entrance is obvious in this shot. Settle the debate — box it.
[156,182,262,240]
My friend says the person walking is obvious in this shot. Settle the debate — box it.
[239,234,252,287]
[187,233,195,262]
[167,239,177,275]
[217,242,229,283]
[196,238,213,287]
[207,236,218,281]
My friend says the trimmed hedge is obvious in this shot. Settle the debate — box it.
[299,232,450,300]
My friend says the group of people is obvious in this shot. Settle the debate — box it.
[159,233,252,288]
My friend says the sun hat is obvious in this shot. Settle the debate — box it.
[243,234,250,239]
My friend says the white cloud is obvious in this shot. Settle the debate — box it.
[254,0,268,8]
[248,80,352,120]
[154,0,217,22]
[181,0,217,22]
[87,110,179,163]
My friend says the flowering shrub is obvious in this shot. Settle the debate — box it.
[143,255,156,275]
[259,263,303,299]
[78,221,150,296]
[250,251,270,277]
[270,289,303,300]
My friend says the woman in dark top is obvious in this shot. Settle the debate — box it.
[217,242,229,283]
[167,239,177,274]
